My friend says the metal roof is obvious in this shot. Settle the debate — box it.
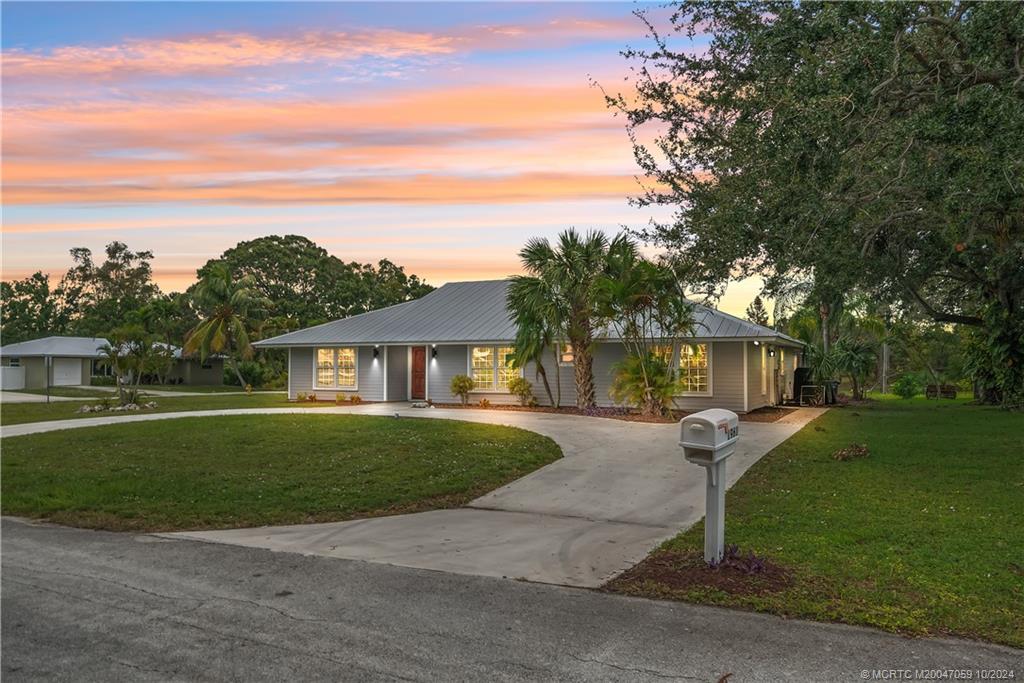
[0,336,109,358]
[254,279,804,348]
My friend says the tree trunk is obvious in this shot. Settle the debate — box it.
[535,360,554,407]
[229,356,247,388]
[552,346,561,408]
[574,343,596,409]
[820,304,830,353]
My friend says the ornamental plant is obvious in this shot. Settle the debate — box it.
[450,374,474,406]
[507,376,534,407]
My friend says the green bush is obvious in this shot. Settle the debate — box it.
[507,376,534,406]
[609,353,677,416]
[891,374,921,399]
[450,374,474,406]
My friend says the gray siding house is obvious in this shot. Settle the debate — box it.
[256,280,804,413]
[0,336,224,389]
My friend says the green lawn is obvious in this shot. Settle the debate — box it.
[9,387,116,399]
[0,393,323,426]
[1,414,561,532]
[607,397,1024,648]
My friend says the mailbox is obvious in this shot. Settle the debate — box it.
[679,409,740,563]
[680,409,739,464]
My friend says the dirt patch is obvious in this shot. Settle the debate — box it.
[832,443,870,461]
[605,549,793,597]
[431,403,794,424]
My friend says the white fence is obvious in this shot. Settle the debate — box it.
[0,366,26,391]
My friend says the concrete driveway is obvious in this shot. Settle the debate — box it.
[172,404,824,587]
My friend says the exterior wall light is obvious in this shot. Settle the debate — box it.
[431,347,438,359]
[768,347,775,357]
[373,347,380,359]
[752,340,760,346]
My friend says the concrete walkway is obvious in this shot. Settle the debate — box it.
[0,402,824,586]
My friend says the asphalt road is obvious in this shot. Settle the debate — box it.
[3,518,1020,682]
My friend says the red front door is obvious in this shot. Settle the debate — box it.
[411,346,426,399]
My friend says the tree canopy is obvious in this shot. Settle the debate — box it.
[611,1,1023,404]
[194,235,432,329]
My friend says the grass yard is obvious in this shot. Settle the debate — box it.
[606,397,1024,648]
[0,393,324,426]
[1,414,561,531]
[9,387,116,399]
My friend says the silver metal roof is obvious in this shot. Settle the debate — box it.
[254,279,804,347]
[0,336,109,358]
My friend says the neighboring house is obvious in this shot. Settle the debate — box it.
[0,336,107,390]
[0,336,224,389]
[154,343,225,386]
[254,280,804,413]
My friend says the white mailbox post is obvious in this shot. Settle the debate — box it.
[679,409,739,563]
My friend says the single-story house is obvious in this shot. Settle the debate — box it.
[254,279,804,413]
[0,336,224,389]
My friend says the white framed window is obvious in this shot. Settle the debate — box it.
[470,346,494,390]
[469,346,519,392]
[8,357,20,368]
[760,345,768,394]
[558,343,575,366]
[314,347,358,389]
[650,343,712,396]
[678,343,711,395]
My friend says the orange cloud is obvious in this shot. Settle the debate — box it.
[2,172,641,205]
[3,82,641,205]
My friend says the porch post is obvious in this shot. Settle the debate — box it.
[382,345,388,401]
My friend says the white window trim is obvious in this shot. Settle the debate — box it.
[312,347,359,391]
[675,342,713,398]
[466,346,523,393]
[8,357,20,368]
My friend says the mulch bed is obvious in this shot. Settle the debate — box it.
[431,403,794,424]
[604,549,794,597]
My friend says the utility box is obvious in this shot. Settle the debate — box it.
[679,409,739,563]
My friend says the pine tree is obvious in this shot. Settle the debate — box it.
[746,295,770,327]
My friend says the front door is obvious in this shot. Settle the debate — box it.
[411,346,426,399]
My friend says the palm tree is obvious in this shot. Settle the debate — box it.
[185,264,271,387]
[509,229,611,409]
[98,325,161,405]
[834,337,877,400]
[137,296,180,384]
[508,298,560,407]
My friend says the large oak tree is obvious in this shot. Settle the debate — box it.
[611,1,1023,404]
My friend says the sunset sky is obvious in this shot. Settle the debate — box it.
[2,2,763,315]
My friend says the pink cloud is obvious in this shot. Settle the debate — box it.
[2,29,457,80]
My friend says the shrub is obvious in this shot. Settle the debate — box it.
[335,394,346,406]
[349,395,363,405]
[296,392,307,402]
[609,353,677,416]
[244,383,253,395]
[478,398,491,408]
[891,374,921,399]
[450,374,474,406]
[308,392,317,402]
[507,376,534,406]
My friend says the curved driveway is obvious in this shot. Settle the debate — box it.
[3,403,824,587]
